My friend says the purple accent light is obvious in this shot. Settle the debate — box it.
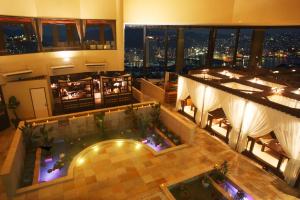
[39,157,67,182]
[221,181,254,200]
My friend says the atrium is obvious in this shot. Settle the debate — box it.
[0,0,299,199]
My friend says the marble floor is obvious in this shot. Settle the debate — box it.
[0,113,300,200]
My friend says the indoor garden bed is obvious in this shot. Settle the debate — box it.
[165,161,253,200]
[18,102,183,187]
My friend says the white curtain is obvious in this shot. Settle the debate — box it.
[200,86,221,128]
[186,79,205,124]
[221,93,246,150]
[75,19,82,42]
[237,102,272,152]
[176,76,189,110]
[271,110,300,186]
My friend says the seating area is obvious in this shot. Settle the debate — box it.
[176,68,300,187]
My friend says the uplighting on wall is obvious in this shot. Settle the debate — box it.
[56,51,74,62]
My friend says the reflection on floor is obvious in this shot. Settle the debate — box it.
[211,124,228,137]
[183,106,195,118]
[247,142,287,172]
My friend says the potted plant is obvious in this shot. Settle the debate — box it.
[19,121,37,148]
[7,96,20,128]
[32,124,54,157]
[95,112,105,134]
[125,104,139,130]
[150,103,161,127]
[201,175,211,188]
[210,161,228,183]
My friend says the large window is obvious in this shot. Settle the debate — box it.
[42,20,80,51]
[0,18,38,55]
[124,26,144,77]
[213,29,237,67]
[146,28,166,68]
[262,28,300,68]
[236,29,253,68]
[166,28,177,70]
[84,20,116,50]
[184,28,210,71]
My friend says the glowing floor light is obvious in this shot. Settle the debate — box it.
[77,157,85,166]
[135,143,142,150]
[116,140,124,147]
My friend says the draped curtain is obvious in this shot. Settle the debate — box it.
[75,19,82,42]
[176,76,189,110]
[186,79,205,124]
[237,102,272,152]
[271,110,300,186]
[200,86,221,128]
[221,93,246,150]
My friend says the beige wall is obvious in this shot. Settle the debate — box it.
[0,50,123,77]
[232,0,300,26]
[140,79,165,103]
[124,0,300,25]
[160,106,196,144]
[0,0,117,19]
[2,79,53,120]
[124,0,235,25]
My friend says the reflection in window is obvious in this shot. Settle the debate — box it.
[236,29,252,68]
[145,28,166,78]
[213,29,237,67]
[84,20,116,50]
[42,21,80,51]
[125,26,144,77]
[184,28,209,71]
[0,18,38,55]
[146,28,166,68]
[262,28,300,68]
[166,29,177,70]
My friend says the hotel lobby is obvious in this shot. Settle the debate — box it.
[0,0,299,199]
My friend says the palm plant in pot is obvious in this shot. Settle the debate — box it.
[7,96,21,128]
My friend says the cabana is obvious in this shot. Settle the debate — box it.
[207,108,231,143]
[176,70,300,186]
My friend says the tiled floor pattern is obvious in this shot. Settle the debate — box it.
[7,129,300,200]
[1,113,300,200]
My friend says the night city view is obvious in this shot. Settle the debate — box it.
[0,22,299,77]
[124,26,300,77]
